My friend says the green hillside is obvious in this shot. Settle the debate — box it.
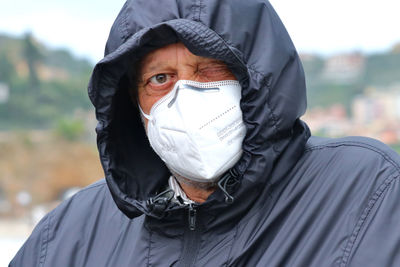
[0,33,93,129]
[0,33,399,130]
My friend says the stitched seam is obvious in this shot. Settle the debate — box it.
[198,0,202,22]
[191,1,196,21]
[73,179,107,195]
[265,55,296,136]
[339,173,399,267]
[198,105,237,130]
[305,141,400,173]
[38,212,52,266]
[121,4,130,41]
[224,223,241,266]
[147,228,153,267]
[246,68,277,134]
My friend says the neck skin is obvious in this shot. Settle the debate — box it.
[173,173,217,203]
[180,182,216,203]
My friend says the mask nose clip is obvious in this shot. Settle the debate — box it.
[168,85,181,108]
[168,84,220,108]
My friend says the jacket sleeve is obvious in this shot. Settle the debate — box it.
[9,213,52,267]
[342,172,400,266]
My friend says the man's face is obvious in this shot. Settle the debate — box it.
[137,42,236,126]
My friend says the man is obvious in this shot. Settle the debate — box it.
[11,0,400,266]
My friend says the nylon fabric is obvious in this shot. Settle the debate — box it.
[10,1,400,266]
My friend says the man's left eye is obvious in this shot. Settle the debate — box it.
[150,74,169,84]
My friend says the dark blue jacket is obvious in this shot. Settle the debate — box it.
[11,0,400,266]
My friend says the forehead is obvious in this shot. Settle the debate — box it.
[142,43,189,61]
[139,42,218,72]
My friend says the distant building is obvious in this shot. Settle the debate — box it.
[353,85,400,124]
[303,104,352,137]
[322,53,365,83]
[351,84,400,144]
[304,85,400,144]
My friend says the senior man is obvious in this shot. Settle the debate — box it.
[11,0,400,266]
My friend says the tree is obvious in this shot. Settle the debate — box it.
[0,53,15,83]
[23,32,42,89]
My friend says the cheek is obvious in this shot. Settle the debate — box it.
[216,68,237,80]
[138,86,175,114]
[138,90,154,114]
[222,72,237,81]
[136,90,149,129]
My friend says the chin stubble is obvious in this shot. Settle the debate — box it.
[172,171,218,191]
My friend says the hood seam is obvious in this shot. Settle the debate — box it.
[121,4,130,42]
[247,67,279,136]
[198,0,203,22]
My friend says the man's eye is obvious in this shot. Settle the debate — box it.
[150,74,169,84]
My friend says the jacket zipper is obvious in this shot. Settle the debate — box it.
[177,204,200,267]
[188,203,197,230]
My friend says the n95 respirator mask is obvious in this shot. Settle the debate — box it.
[139,80,246,182]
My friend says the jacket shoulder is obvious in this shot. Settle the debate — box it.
[302,135,400,201]
[306,135,399,154]
[305,135,400,171]
[10,179,140,266]
[302,136,400,266]
[49,179,115,223]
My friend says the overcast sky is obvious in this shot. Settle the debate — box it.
[0,0,399,63]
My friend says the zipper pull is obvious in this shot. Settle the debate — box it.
[188,204,197,231]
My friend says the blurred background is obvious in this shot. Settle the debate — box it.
[0,0,399,264]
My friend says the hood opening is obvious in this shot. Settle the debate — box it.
[89,2,310,219]
[90,20,251,218]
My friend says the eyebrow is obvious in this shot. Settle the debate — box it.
[206,59,226,64]
[138,58,228,80]
[197,60,230,69]
[138,62,168,82]
[143,62,169,72]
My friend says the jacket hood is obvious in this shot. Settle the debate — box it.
[88,0,310,219]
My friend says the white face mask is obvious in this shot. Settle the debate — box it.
[139,80,246,182]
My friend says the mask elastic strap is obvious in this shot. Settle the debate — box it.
[168,83,219,107]
[137,103,152,121]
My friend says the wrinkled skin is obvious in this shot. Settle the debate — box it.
[137,42,236,119]
[137,42,237,202]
